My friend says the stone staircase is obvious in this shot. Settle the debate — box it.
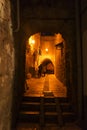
[19,96,40,123]
[18,95,77,126]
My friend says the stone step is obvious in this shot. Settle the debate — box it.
[44,102,56,112]
[58,97,69,103]
[22,96,41,102]
[43,96,56,103]
[62,112,77,123]
[19,96,77,125]
[19,111,40,123]
[60,103,74,112]
[21,102,40,111]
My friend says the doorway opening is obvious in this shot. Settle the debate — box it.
[41,58,54,75]
[24,32,67,97]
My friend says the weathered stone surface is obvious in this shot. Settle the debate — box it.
[0,0,14,130]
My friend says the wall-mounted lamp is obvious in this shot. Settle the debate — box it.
[55,42,64,50]
[45,48,48,52]
[55,42,64,56]
[28,36,35,45]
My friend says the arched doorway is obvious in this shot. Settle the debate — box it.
[41,58,54,75]
[25,33,65,78]
[25,32,67,96]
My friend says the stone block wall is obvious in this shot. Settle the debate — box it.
[0,0,14,130]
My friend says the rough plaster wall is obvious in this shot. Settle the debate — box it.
[0,0,14,129]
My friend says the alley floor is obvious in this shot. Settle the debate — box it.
[24,74,67,97]
[16,74,82,130]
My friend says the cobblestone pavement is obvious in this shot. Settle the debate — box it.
[24,74,67,97]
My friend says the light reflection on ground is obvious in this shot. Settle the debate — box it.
[24,74,67,97]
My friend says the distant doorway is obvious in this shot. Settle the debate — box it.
[41,58,54,75]
[24,32,67,97]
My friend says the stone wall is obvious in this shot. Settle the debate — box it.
[56,20,77,89]
[0,0,14,130]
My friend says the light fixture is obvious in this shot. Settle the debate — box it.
[28,37,35,45]
[55,42,63,50]
[45,48,48,52]
[31,39,35,44]
[55,42,64,56]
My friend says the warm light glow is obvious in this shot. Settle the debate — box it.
[28,36,35,45]
[45,48,48,52]
[31,39,35,44]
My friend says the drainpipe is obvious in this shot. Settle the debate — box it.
[14,0,20,32]
[75,0,84,121]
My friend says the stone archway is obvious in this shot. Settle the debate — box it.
[25,33,65,77]
[41,58,54,74]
